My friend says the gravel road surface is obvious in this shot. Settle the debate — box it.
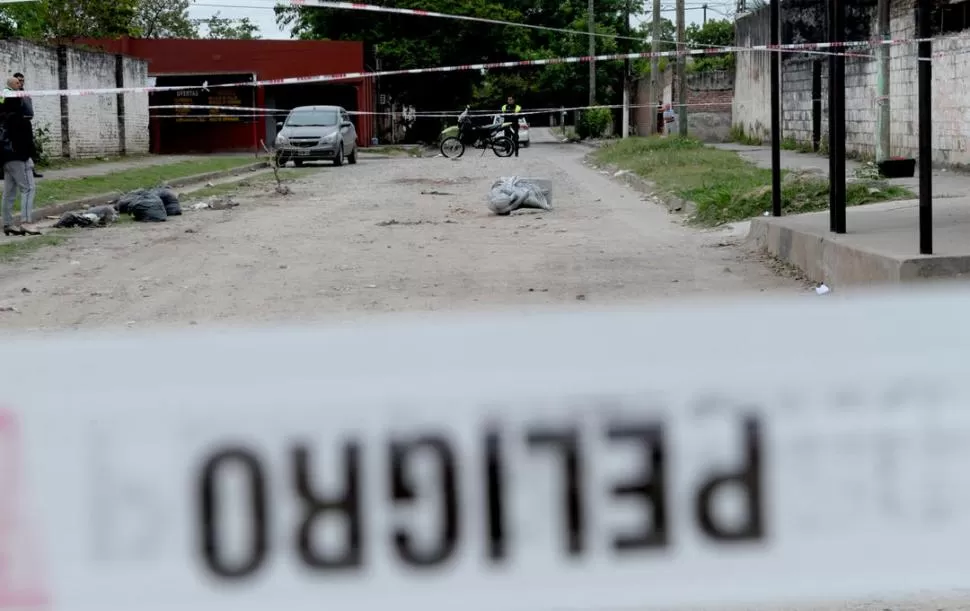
[0,130,801,331]
[1,132,968,609]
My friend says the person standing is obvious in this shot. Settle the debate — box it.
[501,95,522,157]
[12,73,42,178]
[1,76,40,236]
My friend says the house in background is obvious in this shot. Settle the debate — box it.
[80,37,375,154]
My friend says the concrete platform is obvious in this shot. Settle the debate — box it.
[747,198,970,285]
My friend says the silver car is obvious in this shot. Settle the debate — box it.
[274,105,359,167]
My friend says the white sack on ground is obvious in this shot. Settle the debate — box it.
[486,176,553,215]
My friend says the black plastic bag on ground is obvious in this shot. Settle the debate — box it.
[117,189,149,215]
[52,211,97,228]
[152,187,182,216]
[51,205,118,228]
[128,191,168,222]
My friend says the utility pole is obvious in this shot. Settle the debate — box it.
[676,0,686,136]
[876,0,890,162]
[622,0,630,138]
[703,3,708,25]
[588,0,596,105]
[650,0,661,134]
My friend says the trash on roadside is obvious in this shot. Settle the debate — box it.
[152,186,183,216]
[128,191,168,222]
[0,305,19,313]
[815,283,831,295]
[487,176,553,216]
[52,204,119,229]
[192,196,239,211]
[115,189,167,222]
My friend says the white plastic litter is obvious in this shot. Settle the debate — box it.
[815,283,831,295]
[487,176,553,216]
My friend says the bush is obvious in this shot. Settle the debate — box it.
[33,123,53,167]
[577,107,613,140]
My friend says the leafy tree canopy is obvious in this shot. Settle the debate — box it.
[0,0,259,40]
[276,0,646,116]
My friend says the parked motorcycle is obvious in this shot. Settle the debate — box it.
[439,107,515,158]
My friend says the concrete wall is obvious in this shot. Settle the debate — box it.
[0,39,149,158]
[734,0,970,165]
[634,68,734,141]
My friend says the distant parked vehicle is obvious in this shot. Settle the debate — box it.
[274,105,358,167]
[518,117,530,147]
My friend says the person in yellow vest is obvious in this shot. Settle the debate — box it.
[500,95,522,157]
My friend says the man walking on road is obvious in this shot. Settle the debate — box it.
[501,95,522,157]
[12,73,42,178]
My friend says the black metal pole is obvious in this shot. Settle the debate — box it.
[918,0,933,254]
[770,0,782,217]
[833,0,846,233]
[827,0,836,231]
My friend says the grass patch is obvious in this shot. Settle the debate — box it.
[30,157,263,209]
[730,125,763,146]
[0,233,66,263]
[39,154,152,171]
[592,136,915,226]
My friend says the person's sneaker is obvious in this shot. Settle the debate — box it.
[32,170,43,178]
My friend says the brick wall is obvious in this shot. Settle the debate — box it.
[734,0,970,165]
[634,68,734,140]
[0,39,149,159]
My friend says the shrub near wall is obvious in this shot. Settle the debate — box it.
[578,107,613,139]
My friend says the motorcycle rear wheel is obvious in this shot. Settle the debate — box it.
[491,137,514,158]
[440,137,465,158]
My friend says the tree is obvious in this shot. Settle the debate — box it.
[0,0,137,39]
[133,0,197,38]
[633,18,675,76]
[198,10,260,39]
[685,18,734,72]
[275,0,645,127]
[0,0,196,39]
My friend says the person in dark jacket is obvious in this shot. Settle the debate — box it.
[13,73,42,178]
[1,76,40,236]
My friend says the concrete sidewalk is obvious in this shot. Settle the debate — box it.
[711,142,970,198]
[40,153,258,181]
[715,143,970,285]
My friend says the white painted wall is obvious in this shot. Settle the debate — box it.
[1,39,149,158]
[734,0,970,165]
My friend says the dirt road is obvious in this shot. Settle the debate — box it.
[0,131,801,331]
[3,135,970,610]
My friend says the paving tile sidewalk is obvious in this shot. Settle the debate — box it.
[39,153,258,181]
[710,142,970,199]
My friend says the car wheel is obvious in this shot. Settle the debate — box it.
[294,159,304,167]
[333,145,344,167]
[522,141,530,148]
[275,153,288,167]
[348,145,358,165]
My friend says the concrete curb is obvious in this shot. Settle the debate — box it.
[33,160,269,222]
[587,159,697,216]
[747,216,970,285]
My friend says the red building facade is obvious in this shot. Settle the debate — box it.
[81,37,374,153]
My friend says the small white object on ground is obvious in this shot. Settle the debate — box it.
[815,283,831,295]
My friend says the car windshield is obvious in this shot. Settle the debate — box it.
[287,110,338,127]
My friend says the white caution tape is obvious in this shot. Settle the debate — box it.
[3,287,970,610]
[146,101,734,119]
[3,38,909,100]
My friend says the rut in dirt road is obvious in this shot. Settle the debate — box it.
[0,133,801,330]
